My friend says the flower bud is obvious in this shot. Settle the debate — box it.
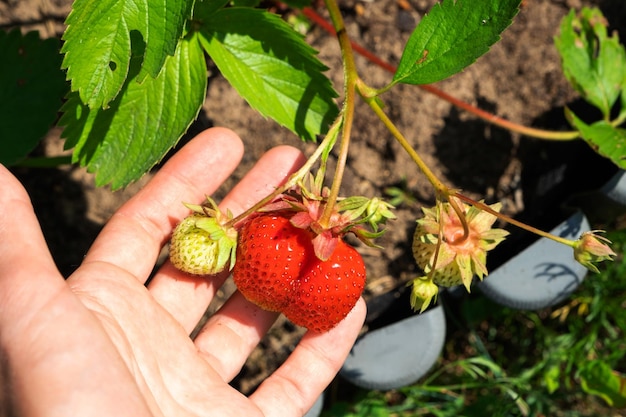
[573,231,616,273]
[409,276,440,313]
[365,197,396,230]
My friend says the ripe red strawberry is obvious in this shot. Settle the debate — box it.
[232,213,312,312]
[283,239,365,332]
[232,211,366,331]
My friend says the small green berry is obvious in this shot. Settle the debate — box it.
[169,213,237,275]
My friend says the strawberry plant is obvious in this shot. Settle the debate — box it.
[3,1,624,413]
[2,0,621,334]
[163,0,616,334]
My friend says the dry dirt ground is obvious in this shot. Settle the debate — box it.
[3,0,626,405]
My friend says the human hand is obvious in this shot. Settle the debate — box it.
[0,128,366,417]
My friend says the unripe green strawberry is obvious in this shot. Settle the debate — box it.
[170,213,237,275]
[412,198,508,291]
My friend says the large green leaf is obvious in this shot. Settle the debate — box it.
[59,33,207,189]
[566,108,626,169]
[0,30,68,165]
[197,7,338,142]
[61,0,191,109]
[555,8,626,119]
[392,0,520,86]
[193,0,230,17]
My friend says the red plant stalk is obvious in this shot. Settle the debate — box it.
[302,7,578,141]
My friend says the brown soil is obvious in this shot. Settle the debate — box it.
[3,0,626,410]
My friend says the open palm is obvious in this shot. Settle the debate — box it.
[0,128,366,417]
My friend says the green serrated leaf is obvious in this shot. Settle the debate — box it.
[579,360,626,408]
[198,7,338,142]
[137,0,193,82]
[0,30,68,165]
[392,0,521,86]
[59,33,207,189]
[566,108,626,169]
[61,0,191,109]
[555,8,626,118]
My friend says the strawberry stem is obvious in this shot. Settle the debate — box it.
[359,84,450,196]
[452,192,576,248]
[318,0,358,228]
[315,2,578,256]
[417,85,580,141]
[225,116,344,228]
[302,7,581,142]
[446,196,470,245]
[315,3,578,252]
